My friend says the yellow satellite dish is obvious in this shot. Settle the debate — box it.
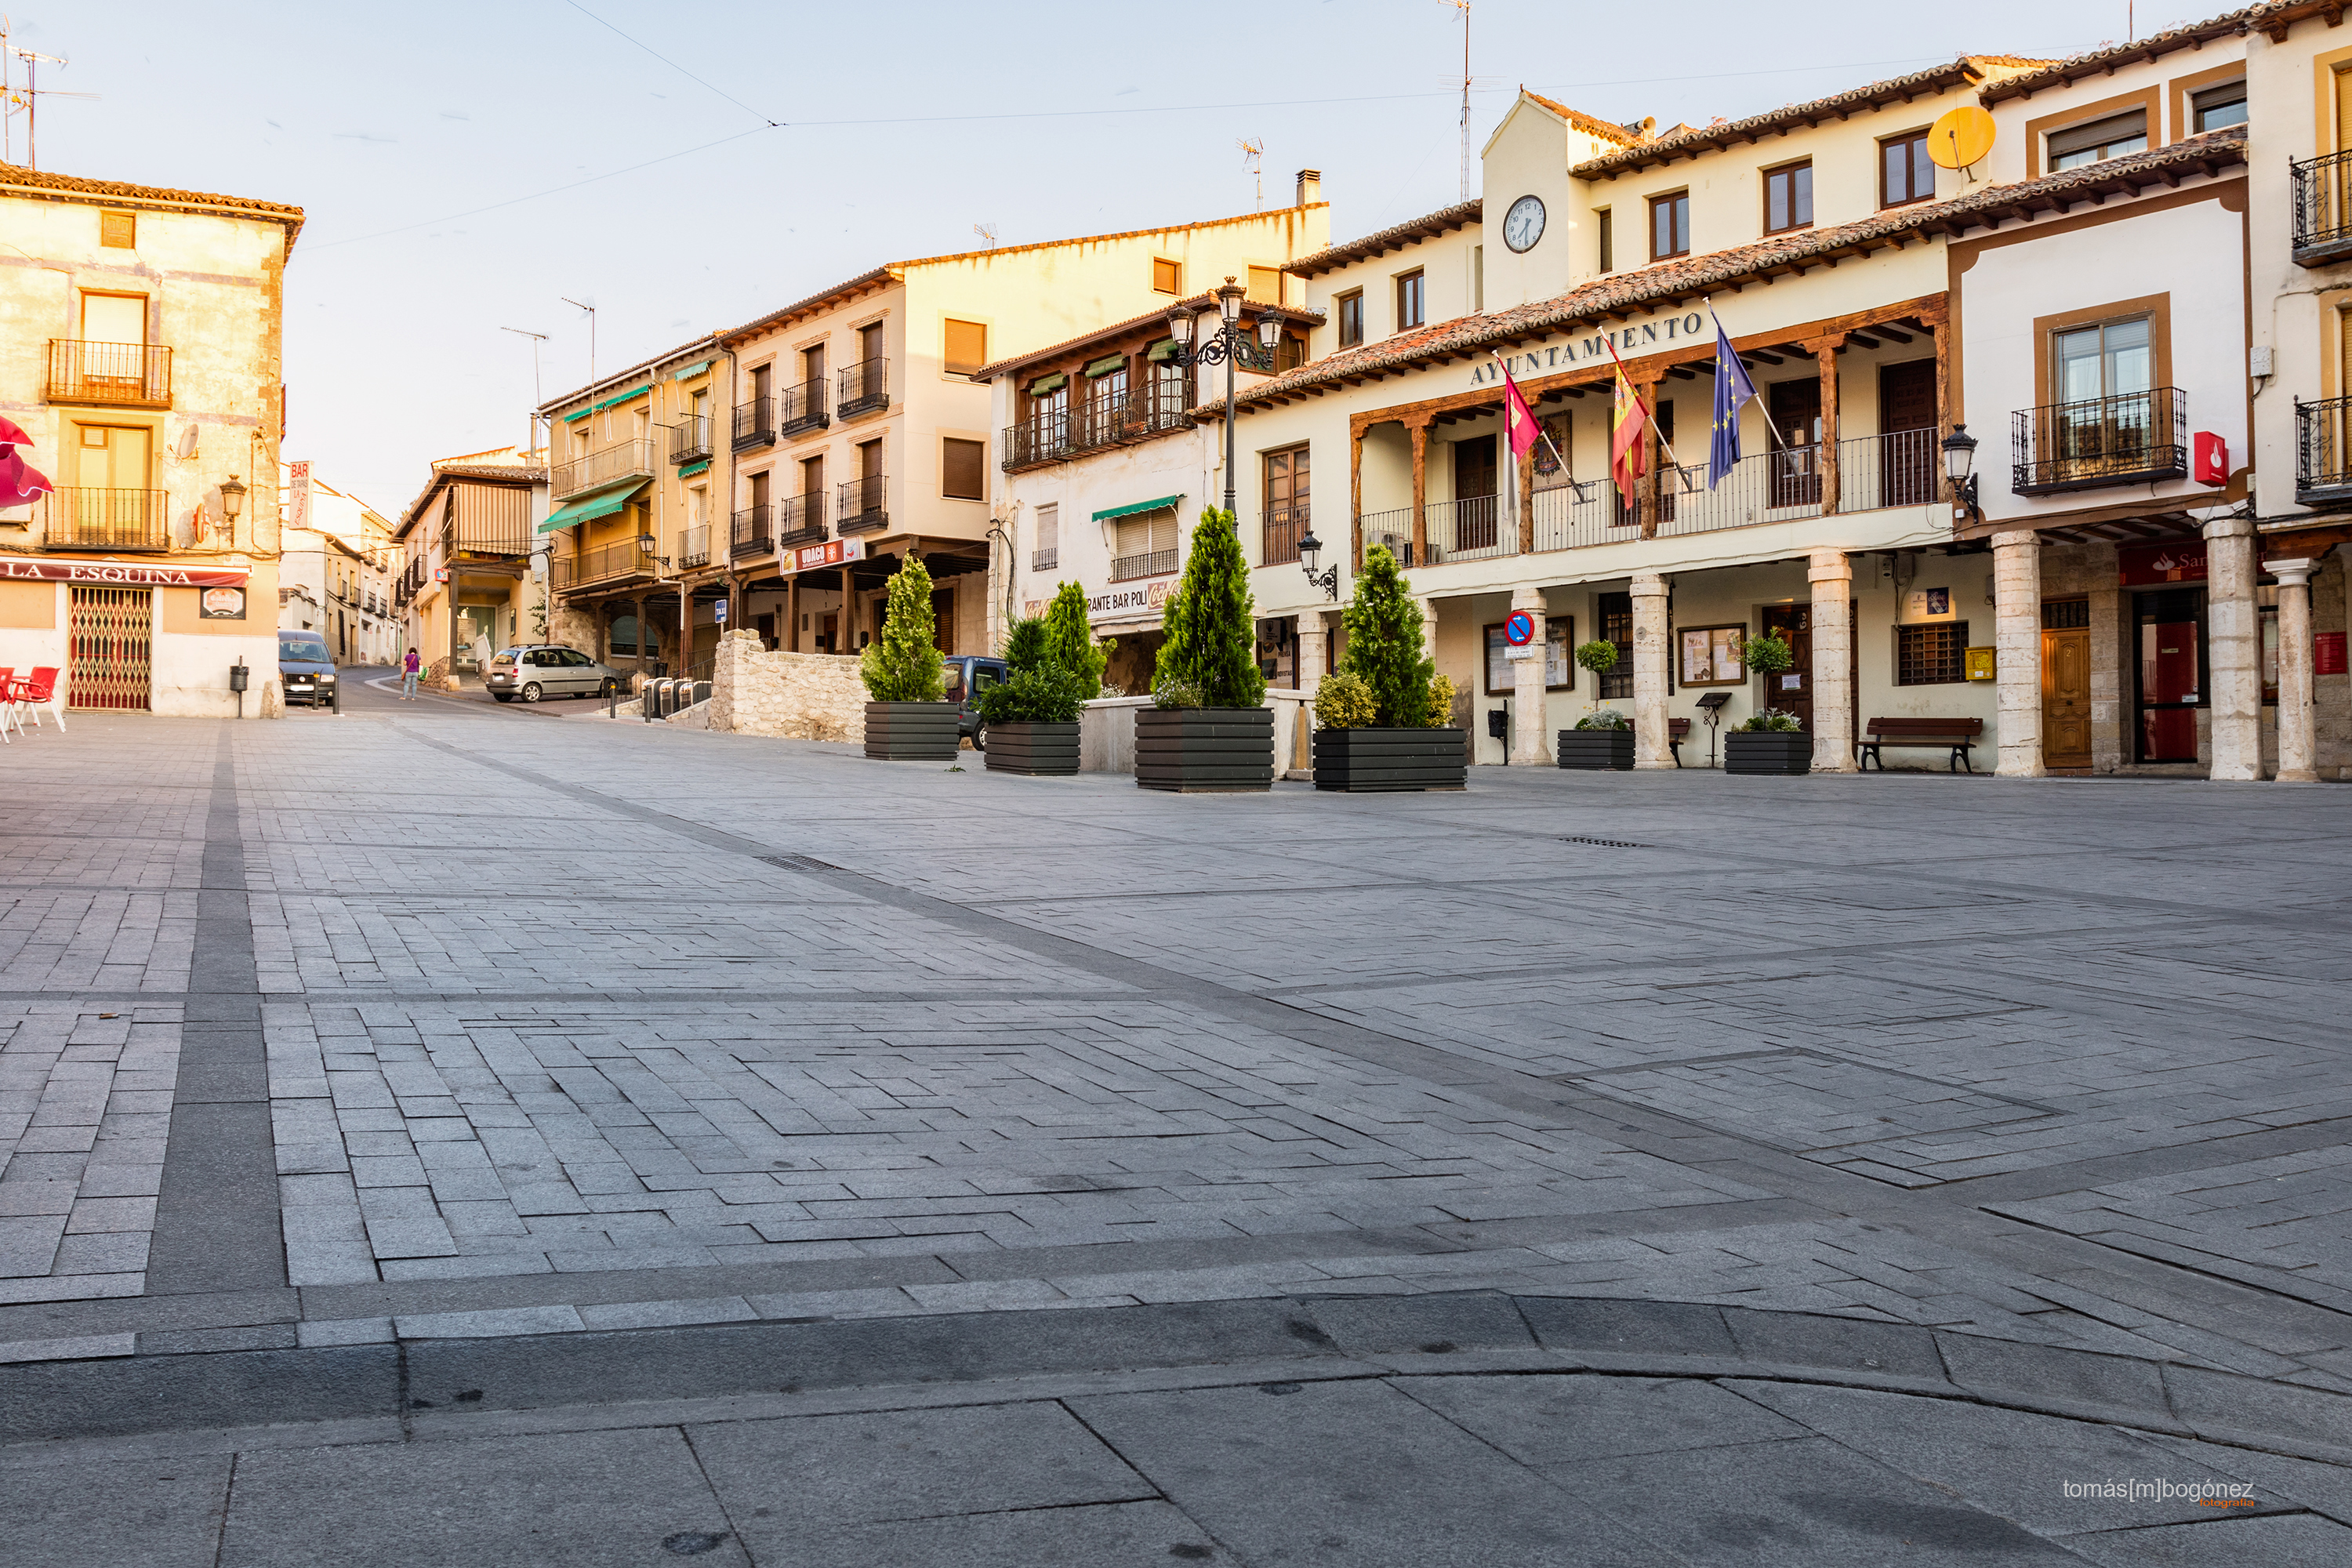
[1929,106,1996,170]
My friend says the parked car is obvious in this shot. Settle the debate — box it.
[277,630,337,710]
[485,644,627,702]
[942,655,1010,749]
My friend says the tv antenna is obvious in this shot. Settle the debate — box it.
[501,326,548,454]
[1237,136,1265,209]
[561,297,597,383]
[1,21,97,171]
[1445,0,1471,199]
[972,221,998,249]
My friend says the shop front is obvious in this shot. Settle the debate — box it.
[2120,540,2212,766]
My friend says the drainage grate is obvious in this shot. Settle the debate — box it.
[1559,835,1647,849]
[760,854,840,873]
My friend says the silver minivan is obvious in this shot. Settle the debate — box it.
[486,644,626,702]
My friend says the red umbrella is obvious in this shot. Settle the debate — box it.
[0,445,52,510]
[0,416,31,453]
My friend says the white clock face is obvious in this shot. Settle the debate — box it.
[1503,194,1545,253]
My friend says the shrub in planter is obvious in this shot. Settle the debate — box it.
[1141,510,1273,791]
[1042,582,1112,693]
[861,554,957,760]
[1726,705,1809,774]
[1312,545,1465,792]
[1556,704,1634,771]
[977,656,1089,776]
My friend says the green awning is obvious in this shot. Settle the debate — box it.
[676,459,710,479]
[1145,338,1180,362]
[1083,354,1127,379]
[1092,493,1183,523]
[537,481,647,533]
[561,385,652,422]
[672,360,713,382]
[1027,372,1066,397]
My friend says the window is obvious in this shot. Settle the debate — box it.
[1881,131,1935,205]
[1033,503,1059,570]
[2055,316,2152,404]
[1763,162,1813,234]
[2048,111,2146,171]
[1396,270,1425,331]
[1597,209,1614,273]
[1109,506,1178,580]
[800,454,825,495]
[751,363,771,401]
[1336,290,1364,347]
[858,321,884,363]
[690,486,706,528]
[942,437,985,500]
[1152,256,1181,294]
[1264,447,1309,564]
[858,437,883,477]
[1247,266,1283,305]
[1649,191,1690,260]
[100,211,135,249]
[1896,622,1969,685]
[2191,80,2246,132]
[944,320,987,376]
[1597,592,1633,699]
[800,343,826,385]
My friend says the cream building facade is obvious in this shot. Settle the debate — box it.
[394,448,548,687]
[278,462,401,666]
[0,162,301,715]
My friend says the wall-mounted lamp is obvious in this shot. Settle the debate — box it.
[1941,426,1980,524]
[1296,528,1338,601]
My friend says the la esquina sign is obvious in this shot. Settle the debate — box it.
[0,557,252,588]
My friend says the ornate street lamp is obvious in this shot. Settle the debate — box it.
[1296,527,1338,601]
[1166,277,1287,516]
[217,474,246,524]
[1941,425,1980,524]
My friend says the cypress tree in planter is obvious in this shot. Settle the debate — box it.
[1557,640,1632,770]
[978,615,1086,775]
[1724,632,1809,775]
[1138,508,1273,792]
[1312,544,1465,791]
[860,554,957,760]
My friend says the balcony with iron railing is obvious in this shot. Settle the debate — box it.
[45,340,172,408]
[837,358,888,419]
[1261,504,1308,567]
[732,396,775,450]
[731,504,773,560]
[2296,395,2352,507]
[778,379,829,439]
[42,488,171,551]
[679,524,711,570]
[775,490,827,550]
[1003,408,1069,470]
[1109,545,1178,582]
[2290,149,2352,267]
[1030,546,1058,572]
[838,474,887,533]
[550,437,656,499]
[670,415,713,466]
[2011,389,2186,495]
[550,540,650,592]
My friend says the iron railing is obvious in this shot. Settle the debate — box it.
[776,490,827,548]
[1007,385,1192,470]
[837,358,888,419]
[679,525,711,570]
[1426,495,1508,563]
[1262,504,1309,566]
[1002,408,1068,469]
[45,340,172,408]
[1356,506,1413,566]
[730,505,773,560]
[2291,148,2352,263]
[779,379,829,437]
[2011,389,2186,495]
[44,488,170,551]
[1109,546,1178,582]
[550,438,655,499]
[670,416,712,465]
[550,540,648,591]
[2296,395,2352,506]
[838,475,887,533]
[732,397,775,450]
[1030,547,1058,572]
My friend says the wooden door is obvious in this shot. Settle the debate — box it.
[2042,598,2092,768]
[1453,434,1497,550]
[1761,604,1813,729]
[819,612,837,652]
[1878,361,1936,506]
[1769,381,1821,508]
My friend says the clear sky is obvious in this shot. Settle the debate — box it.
[9,1,2145,519]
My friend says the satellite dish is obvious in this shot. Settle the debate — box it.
[1929,106,1996,171]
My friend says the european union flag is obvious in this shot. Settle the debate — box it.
[1708,310,1759,490]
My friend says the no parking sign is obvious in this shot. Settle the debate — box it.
[1504,609,1537,661]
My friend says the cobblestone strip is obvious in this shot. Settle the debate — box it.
[143,728,284,1296]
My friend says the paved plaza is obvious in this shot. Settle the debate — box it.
[3,673,2350,1563]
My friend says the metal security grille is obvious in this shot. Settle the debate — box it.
[1896,621,1968,686]
[67,586,152,710]
[2042,597,2090,630]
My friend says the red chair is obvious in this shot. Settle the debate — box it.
[0,668,16,742]
[14,666,62,733]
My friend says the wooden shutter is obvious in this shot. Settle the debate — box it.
[942,437,984,500]
[944,320,987,376]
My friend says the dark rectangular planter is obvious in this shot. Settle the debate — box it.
[1555,729,1635,771]
[1724,729,1813,775]
[862,701,960,761]
[1312,727,1467,792]
[984,720,1080,776]
[1135,706,1274,793]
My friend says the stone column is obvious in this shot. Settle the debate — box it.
[1808,549,1857,772]
[1632,572,1672,768]
[1509,584,1552,765]
[2205,514,2260,781]
[1991,530,2043,779]
[2272,557,2320,783]
[1294,611,1329,691]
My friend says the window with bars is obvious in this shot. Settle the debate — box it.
[2042,598,2089,630]
[1896,621,1969,684]
[1599,591,1633,699]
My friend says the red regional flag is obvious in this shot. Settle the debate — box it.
[1498,356,1539,461]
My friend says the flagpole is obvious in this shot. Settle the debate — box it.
[1490,352,1570,475]
[1705,297,1790,455]
[1602,334,1686,470]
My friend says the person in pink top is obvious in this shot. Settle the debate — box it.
[401,646,421,700]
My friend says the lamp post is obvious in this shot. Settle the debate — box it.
[1941,425,1980,524]
[1295,527,1338,601]
[1167,277,1287,517]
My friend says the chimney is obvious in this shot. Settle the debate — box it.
[1294,169,1322,207]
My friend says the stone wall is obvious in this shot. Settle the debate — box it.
[709,630,866,742]
[1079,691,1310,774]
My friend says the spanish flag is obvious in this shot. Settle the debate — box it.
[1610,368,1648,504]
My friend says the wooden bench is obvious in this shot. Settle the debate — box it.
[1860,717,1984,773]
[1667,716,1690,767]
